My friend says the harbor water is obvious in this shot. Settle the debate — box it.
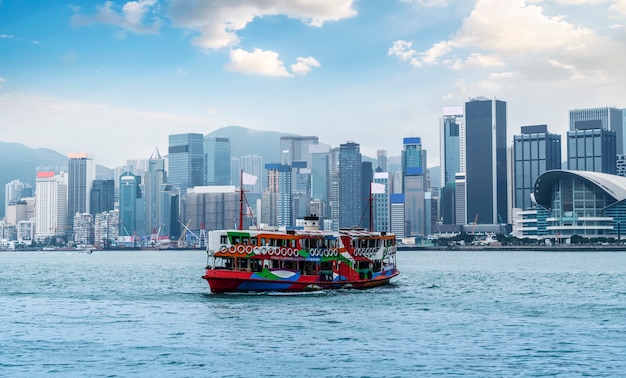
[1,250,626,377]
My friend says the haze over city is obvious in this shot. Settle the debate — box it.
[2,0,626,168]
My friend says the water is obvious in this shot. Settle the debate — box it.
[2,250,626,377]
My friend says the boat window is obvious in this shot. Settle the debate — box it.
[220,234,228,244]
[251,238,258,246]
[291,239,297,248]
[260,238,266,246]
[242,237,249,245]
[232,236,240,244]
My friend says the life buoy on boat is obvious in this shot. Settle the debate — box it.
[246,245,253,254]
[260,247,267,255]
[309,248,316,256]
[281,248,287,256]
[237,245,246,254]
[220,245,228,253]
[229,246,236,254]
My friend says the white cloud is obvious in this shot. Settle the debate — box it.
[611,0,626,15]
[0,77,6,89]
[388,40,417,62]
[167,0,357,50]
[390,0,626,83]
[291,56,321,75]
[388,39,452,67]
[226,49,320,77]
[463,53,506,68]
[71,0,161,34]
[226,48,292,77]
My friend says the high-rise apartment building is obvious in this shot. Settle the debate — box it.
[465,97,508,225]
[513,125,561,210]
[204,136,231,186]
[569,107,624,154]
[338,142,362,229]
[67,153,95,235]
[168,133,204,194]
[439,106,464,225]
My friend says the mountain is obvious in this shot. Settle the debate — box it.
[0,142,113,218]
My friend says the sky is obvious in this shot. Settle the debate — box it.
[1,0,626,169]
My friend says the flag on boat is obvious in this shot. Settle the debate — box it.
[371,182,386,194]
[242,172,258,185]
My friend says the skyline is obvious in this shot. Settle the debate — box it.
[1,1,626,168]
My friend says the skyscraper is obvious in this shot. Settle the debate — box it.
[567,126,616,174]
[142,148,167,237]
[338,142,362,229]
[279,135,319,167]
[67,153,95,234]
[465,97,508,225]
[310,144,330,206]
[513,125,561,211]
[390,193,405,238]
[376,150,387,172]
[118,171,142,239]
[439,106,464,225]
[265,164,292,227]
[90,179,115,216]
[361,161,373,229]
[373,172,390,232]
[168,133,204,194]
[35,172,68,241]
[569,107,624,154]
[204,136,231,186]
[402,137,426,236]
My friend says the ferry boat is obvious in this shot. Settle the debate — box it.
[202,215,399,293]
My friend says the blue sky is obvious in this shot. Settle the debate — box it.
[1,0,625,168]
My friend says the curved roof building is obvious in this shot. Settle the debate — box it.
[529,170,626,238]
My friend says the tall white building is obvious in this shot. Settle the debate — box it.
[35,171,68,241]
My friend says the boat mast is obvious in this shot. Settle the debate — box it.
[239,169,244,231]
[369,180,373,232]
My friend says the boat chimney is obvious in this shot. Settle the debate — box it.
[303,214,320,231]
